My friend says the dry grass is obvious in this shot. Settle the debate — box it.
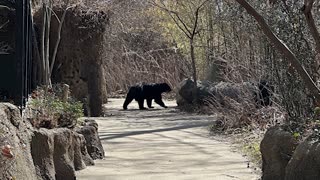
[201,89,287,168]
[206,93,286,132]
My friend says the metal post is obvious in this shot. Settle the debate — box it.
[15,0,32,110]
[15,0,24,107]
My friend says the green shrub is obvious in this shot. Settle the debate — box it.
[28,84,84,129]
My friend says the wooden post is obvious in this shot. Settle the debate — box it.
[62,84,69,102]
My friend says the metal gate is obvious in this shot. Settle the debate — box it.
[0,0,33,107]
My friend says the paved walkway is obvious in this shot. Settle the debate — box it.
[76,98,259,180]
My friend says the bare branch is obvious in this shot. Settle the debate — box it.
[50,2,75,76]
[171,11,192,37]
[48,7,61,23]
[192,5,200,37]
[150,1,192,38]
[191,0,208,37]
[301,0,320,53]
[0,5,14,11]
[236,0,320,101]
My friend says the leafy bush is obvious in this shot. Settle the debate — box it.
[27,84,84,129]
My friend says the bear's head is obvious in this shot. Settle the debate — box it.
[160,83,172,93]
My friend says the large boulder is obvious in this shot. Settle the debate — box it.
[177,78,274,108]
[285,134,320,180]
[260,126,298,180]
[177,79,216,106]
[177,78,259,107]
[177,78,197,105]
[0,103,38,180]
[76,119,105,160]
[31,128,94,180]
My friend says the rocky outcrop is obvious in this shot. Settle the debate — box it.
[177,78,274,109]
[31,128,94,180]
[177,78,257,107]
[31,130,55,180]
[0,102,103,180]
[285,134,320,180]
[0,103,38,180]
[260,126,298,180]
[33,6,109,117]
[76,119,105,160]
[176,78,198,105]
[76,132,95,167]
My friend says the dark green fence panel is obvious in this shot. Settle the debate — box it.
[0,0,33,108]
[0,54,16,101]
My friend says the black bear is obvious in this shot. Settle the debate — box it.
[123,83,172,110]
[256,80,274,106]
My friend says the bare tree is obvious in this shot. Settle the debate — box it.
[150,0,209,84]
[101,0,189,92]
[235,0,320,103]
[38,0,74,87]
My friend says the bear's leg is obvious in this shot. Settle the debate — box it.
[138,99,147,110]
[123,96,133,110]
[155,96,167,108]
[123,88,136,110]
[147,98,154,108]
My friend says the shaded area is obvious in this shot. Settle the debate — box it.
[99,122,211,140]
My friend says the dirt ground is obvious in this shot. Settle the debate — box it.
[76,98,260,180]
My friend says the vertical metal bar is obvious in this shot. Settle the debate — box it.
[24,0,27,105]
[25,0,29,104]
[15,0,24,107]
[21,0,26,107]
[15,0,33,110]
[28,0,33,97]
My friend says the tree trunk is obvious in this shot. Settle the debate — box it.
[41,3,46,85]
[45,3,52,86]
[190,38,197,84]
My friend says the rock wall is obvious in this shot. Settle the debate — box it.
[0,102,104,180]
[0,103,38,180]
[33,6,109,116]
[76,118,105,160]
[31,128,94,180]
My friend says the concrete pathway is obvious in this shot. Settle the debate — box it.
[76,98,259,180]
